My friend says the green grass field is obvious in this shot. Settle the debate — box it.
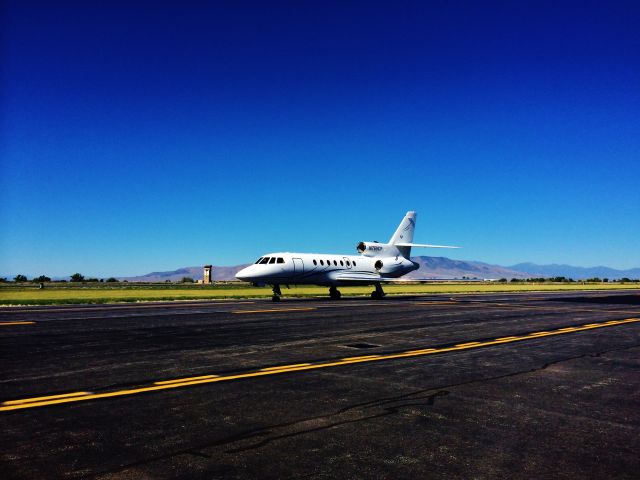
[1,282,638,305]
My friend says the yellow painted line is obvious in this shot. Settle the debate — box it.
[341,355,381,361]
[0,321,35,326]
[2,391,92,405]
[260,363,311,371]
[154,375,219,385]
[2,318,638,412]
[232,307,317,314]
[405,348,438,354]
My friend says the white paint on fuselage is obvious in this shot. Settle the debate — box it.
[236,252,417,287]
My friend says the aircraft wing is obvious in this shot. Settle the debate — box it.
[332,271,469,283]
[332,271,417,283]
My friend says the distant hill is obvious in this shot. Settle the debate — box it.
[508,263,640,280]
[406,256,530,280]
[120,256,530,282]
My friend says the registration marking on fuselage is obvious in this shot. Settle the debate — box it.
[1,318,638,412]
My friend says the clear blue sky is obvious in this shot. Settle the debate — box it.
[1,1,639,277]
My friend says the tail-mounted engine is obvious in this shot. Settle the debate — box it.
[356,241,400,258]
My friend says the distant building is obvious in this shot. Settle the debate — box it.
[203,265,213,284]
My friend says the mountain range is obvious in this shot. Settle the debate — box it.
[507,263,640,280]
[120,256,640,282]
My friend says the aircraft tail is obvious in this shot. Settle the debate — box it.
[389,211,461,258]
[389,211,417,258]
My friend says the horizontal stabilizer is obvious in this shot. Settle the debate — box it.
[394,243,461,249]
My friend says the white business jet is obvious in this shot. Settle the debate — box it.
[235,211,459,301]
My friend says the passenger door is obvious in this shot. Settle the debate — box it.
[293,258,304,275]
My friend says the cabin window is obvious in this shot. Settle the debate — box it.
[320,260,324,265]
[313,260,317,265]
[277,257,284,263]
[332,260,336,266]
[346,260,351,266]
[340,260,344,266]
[255,257,263,264]
[259,257,269,264]
[268,257,276,264]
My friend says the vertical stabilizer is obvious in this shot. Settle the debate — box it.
[389,211,417,258]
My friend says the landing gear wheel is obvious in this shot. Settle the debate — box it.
[271,295,281,302]
[329,286,342,300]
[371,283,385,300]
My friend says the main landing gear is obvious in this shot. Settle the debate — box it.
[371,283,385,300]
[329,286,342,300]
[271,284,282,302]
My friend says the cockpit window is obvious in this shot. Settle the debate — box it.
[277,257,284,263]
[255,257,263,264]
[269,257,276,264]
[259,257,270,264]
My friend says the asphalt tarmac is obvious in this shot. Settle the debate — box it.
[1,290,640,479]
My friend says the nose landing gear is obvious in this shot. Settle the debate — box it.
[329,286,342,300]
[272,284,282,302]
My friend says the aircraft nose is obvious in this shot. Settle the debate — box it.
[235,266,252,281]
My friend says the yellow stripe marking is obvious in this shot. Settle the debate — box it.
[260,364,311,371]
[232,307,317,314]
[0,321,35,326]
[154,375,219,385]
[341,355,381,361]
[405,348,438,354]
[2,391,91,405]
[2,318,638,412]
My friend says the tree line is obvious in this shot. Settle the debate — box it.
[2,274,119,283]
[0,274,200,283]
[497,277,639,283]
